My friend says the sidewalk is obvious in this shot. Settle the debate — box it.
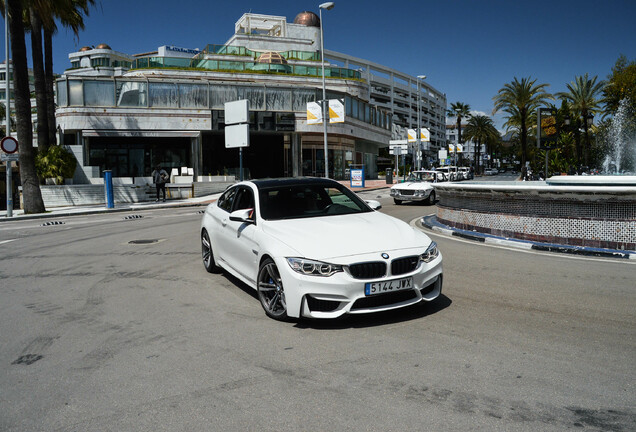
[0,179,395,222]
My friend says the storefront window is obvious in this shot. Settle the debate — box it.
[179,83,208,108]
[210,85,237,109]
[149,82,178,108]
[56,81,68,107]
[68,80,83,106]
[116,81,147,107]
[84,80,115,106]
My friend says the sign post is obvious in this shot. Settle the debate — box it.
[225,100,250,181]
[1,136,19,217]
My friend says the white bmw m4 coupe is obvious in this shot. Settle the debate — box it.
[200,177,443,320]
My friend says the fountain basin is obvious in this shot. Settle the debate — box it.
[433,179,636,251]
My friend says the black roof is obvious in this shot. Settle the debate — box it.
[251,177,341,189]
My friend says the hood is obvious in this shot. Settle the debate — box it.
[262,211,430,260]
[392,181,433,190]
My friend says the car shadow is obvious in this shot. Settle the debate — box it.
[294,294,452,330]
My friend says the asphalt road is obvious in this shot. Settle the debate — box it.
[0,196,634,431]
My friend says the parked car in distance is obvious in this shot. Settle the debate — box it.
[484,168,499,175]
[458,167,473,180]
[434,166,461,181]
[390,170,444,205]
[200,177,443,321]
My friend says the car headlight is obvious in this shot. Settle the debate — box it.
[287,258,344,277]
[390,189,397,196]
[420,241,439,263]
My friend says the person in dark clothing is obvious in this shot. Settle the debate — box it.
[152,164,169,202]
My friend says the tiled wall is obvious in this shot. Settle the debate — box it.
[436,189,636,251]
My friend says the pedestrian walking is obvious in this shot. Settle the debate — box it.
[152,164,169,202]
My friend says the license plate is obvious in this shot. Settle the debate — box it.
[365,277,413,296]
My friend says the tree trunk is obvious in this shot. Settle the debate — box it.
[8,0,45,214]
[29,8,50,154]
[44,28,57,147]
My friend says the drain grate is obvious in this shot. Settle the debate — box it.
[41,221,65,226]
[12,354,43,365]
[124,214,144,220]
[197,210,205,214]
[128,239,159,245]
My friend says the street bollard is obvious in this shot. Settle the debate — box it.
[104,170,114,209]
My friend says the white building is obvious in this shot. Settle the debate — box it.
[56,11,446,182]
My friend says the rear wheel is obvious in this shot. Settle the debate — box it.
[257,258,288,320]
[201,229,221,273]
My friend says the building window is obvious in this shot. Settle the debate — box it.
[91,57,110,67]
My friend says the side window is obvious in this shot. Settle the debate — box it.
[233,187,255,211]
[217,187,237,212]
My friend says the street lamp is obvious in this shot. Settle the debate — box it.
[454,108,461,170]
[319,2,335,178]
[416,75,426,170]
[583,112,594,168]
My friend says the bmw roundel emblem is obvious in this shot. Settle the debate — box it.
[381,253,389,259]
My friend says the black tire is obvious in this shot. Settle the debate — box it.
[201,229,221,273]
[257,258,288,321]
[393,198,402,205]
[427,190,436,205]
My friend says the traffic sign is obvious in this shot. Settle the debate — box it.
[1,136,18,154]
[1,153,19,162]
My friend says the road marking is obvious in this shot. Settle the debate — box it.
[0,239,17,245]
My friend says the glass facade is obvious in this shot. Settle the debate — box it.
[56,77,392,131]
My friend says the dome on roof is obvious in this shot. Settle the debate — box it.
[96,43,111,49]
[293,11,320,27]
[79,46,92,52]
[255,52,288,65]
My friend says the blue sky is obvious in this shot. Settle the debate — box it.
[2,0,635,129]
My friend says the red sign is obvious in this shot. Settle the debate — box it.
[1,136,18,154]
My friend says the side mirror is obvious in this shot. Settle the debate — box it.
[229,208,255,224]
[365,200,382,210]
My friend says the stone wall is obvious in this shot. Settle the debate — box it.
[434,182,636,251]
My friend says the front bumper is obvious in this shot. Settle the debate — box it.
[275,253,443,319]
[390,189,432,202]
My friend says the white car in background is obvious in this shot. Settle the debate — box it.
[200,178,443,321]
[458,167,473,180]
[434,166,461,181]
[390,170,445,205]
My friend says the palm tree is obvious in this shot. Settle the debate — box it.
[26,0,94,152]
[446,101,471,166]
[493,77,552,167]
[42,1,95,148]
[463,114,500,174]
[5,0,46,213]
[556,73,605,167]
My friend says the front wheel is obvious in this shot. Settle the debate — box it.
[427,190,436,205]
[393,198,402,205]
[257,258,288,320]
[201,229,221,273]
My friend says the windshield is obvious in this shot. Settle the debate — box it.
[407,172,436,182]
[259,183,371,220]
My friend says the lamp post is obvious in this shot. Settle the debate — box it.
[454,108,461,171]
[4,0,12,217]
[416,75,426,170]
[319,2,334,178]
[583,112,594,169]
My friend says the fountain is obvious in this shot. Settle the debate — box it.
[430,100,636,253]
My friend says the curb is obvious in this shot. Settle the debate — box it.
[420,215,636,260]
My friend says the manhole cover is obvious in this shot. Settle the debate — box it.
[128,239,159,245]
